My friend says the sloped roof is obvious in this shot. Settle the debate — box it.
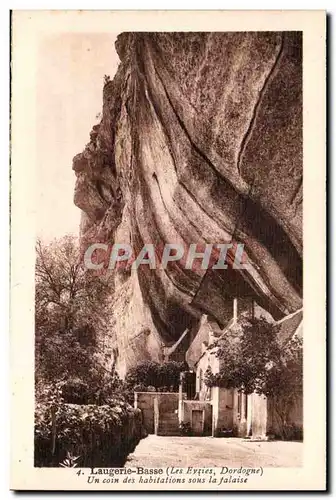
[186,317,212,367]
[187,308,303,368]
[186,314,234,367]
[276,309,303,345]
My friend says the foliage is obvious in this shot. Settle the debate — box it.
[262,336,303,439]
[133,383,148,393]
[179,421,192,436]
[35,236,113,384]
[204,317,303,439]
[205,318,282,394]
[217,427,234,438]
[60,370,126,406]
[35,365,127,407]
[34,237,147,466]
[35,398,146,467]
[146,386,156,392]
[59,452,81,468]
[125,361,187,392]
[34,350,142,467]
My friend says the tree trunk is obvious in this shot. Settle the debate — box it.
[51,406,56,456]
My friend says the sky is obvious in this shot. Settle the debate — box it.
[36,33,120,240]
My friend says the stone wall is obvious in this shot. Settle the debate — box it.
[232,390,250,437]
[134,392,180,436]
[212,387,235,435]
[134,392,156,434]
[180,400,212,436]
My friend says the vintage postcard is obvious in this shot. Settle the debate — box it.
[10,10,326,491]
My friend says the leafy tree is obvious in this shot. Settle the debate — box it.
[34,237,147,467]
[262,336,303,439]
[157,361,188,390]
[35,236,113,385]
[125,360,186,392]
[125,361,160,389]
[205,317,303,438]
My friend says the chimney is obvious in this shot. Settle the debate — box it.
[233,297,238,323]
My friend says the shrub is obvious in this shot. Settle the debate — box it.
[125,361,186,392]
[53,368,127,406]
[34,399,146,467]
[217,427,234,438]
[61,378,92,405]
[271,423,303,441]
[133,383,147,393]
[179,421,192,436]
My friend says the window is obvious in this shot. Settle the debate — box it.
[244,393,248,420]
[199,369,203,391]
[238,391,242,418]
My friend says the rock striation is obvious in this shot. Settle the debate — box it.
[73,32,302,375]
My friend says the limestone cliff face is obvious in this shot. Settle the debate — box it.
[73,32,302,375]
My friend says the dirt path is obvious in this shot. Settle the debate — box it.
[126,435,302,468]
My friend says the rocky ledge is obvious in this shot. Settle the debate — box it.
[73,32,302,375]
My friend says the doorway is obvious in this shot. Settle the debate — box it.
[191,409,204,435]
